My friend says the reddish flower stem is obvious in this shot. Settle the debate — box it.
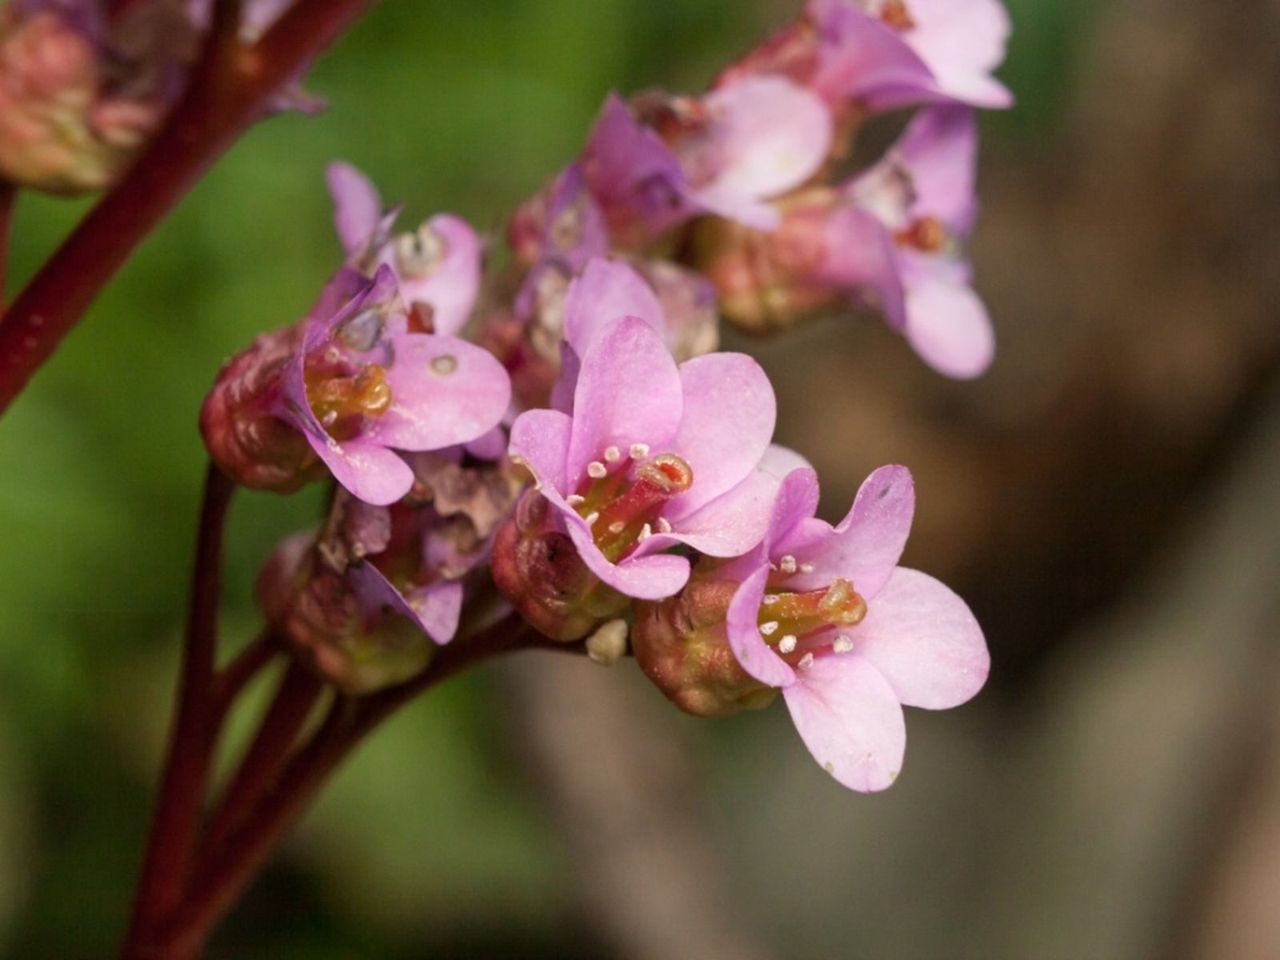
[147,619,584,959]
[0,181,15,313]
[122,464,236,959]
[0,0,377,417]
[212,629,280,714]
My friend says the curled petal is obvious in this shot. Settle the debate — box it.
[847,566,988,709]
[783,654,906,792]
[327,161,383,255]
[565,518,691,600]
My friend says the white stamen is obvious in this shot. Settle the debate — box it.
[797,652,814,669]
[799,562,815,574]
[759,621,779,636]
[608,521,625,534]
[778,634,797,653]
[603,445,621,462]
[583,511,599,527]
[629,442,650,459]
[638,523,652,541]
[778,555,797,574]
[587,460,607,479]
[833,635,854,653]
[656,517,672,534]
[762,594,779,606]
[566,494,586,506]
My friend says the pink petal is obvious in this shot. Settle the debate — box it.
[404,579,464,645]
[727,565,797,687]
[644,467,781,559]
[566,316,683,485]
[564,519,691,600]
[664,352,776,520]
[808,0,936,105]
[327,162,382,255]
[367,334,511,451]
[758,444,813,479]
[699,75,833,205]
[313,437,415,507]
[902,268,995,379]
[563,257,665,356]
[783,654,906,792]
[903,0,1011,82]
[508,408,573,496]
[897,106,979,234]
[784,464,914,598]
[822,207,907,330]
[393,214,481,336]
[847,566,988,709]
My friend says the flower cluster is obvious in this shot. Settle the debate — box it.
[202,0,1004,791]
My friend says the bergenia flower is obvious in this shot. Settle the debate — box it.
[583,75,833,241]
[823,105,994,378]
[276,265,511,506]
[807,0,1012,111]
[327,161,481,336]
[508,314,778,600]
[722,464,988,791]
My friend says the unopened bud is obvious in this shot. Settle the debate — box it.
[585,618,629,665]
[490,490,630,641]
[632,580,776,717]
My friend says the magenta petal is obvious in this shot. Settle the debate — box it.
[313,438,415,507]
[902,269,995,379]
[849,567,988,709]
[565,519,691,600]
[566,316,683,484]
[823,207,907,329]
[665,352,776,519]
[327,162,382,255]
[394,214,481,336]
[365,335,511,451]
[404,579,464,645]
[898,106,979,234]
[808,0,936,104]
[508,408,573,496]
[783,655,906,792]
[727,566,797,687]
[563,257,665,356]
[787,464,914,597]
[699,76,833,206]
[766,467,821,548]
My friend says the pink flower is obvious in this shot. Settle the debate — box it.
[583,75,833,242]
[508,315,779,600]
[722,464,988,791]
[823,105,995,377]
[326,161,481,336]
[808,0,1012,111]
[275,265,511,506]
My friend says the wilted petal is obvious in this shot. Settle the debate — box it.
[368,334,511,451]
[847,566,988,709]
[567,316,683,483]
[404,579,464,645]
[783,654,906,792]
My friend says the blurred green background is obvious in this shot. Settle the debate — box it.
[4,1,1280,957]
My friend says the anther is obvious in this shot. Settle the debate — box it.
[630,442,650,459]
[604,445,621,462]
[583,511,599,527]
[760,621,779,636]
[566,494,586,506]
[638,523,652,541]
[656,517,672,534]
[778,634,798,654]
[778,555,797,574]
[797,652,814,669]
[762,594,779,606]
[799,562,815,574]
[833,635,854,653]
[587,461,608,479]
[608,521,625,534]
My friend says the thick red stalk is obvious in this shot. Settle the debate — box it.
[0,0,377,416]
[122,464,236,959]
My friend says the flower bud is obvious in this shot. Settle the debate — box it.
[632,579,776,717]
[692,187,842,334]
[200,326,322,493]
[490,489,630,642]
[0,8,162,194]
